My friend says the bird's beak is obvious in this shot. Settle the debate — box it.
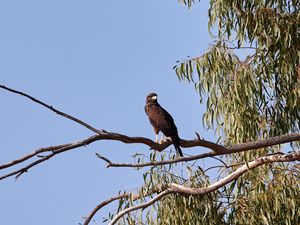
[151,95,157,100]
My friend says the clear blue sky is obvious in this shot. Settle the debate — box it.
[0,1,213,224]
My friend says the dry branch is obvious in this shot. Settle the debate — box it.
[0,143,71,171]
[0,84,105,135]
[108,190,172,225]
[83,186,165,225]
[0,135,100,180]
[0,84,226,152]
[96,132,300,168]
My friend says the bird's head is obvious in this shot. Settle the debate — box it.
[146,93,158,103]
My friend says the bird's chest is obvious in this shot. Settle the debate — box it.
[146,104,160,114]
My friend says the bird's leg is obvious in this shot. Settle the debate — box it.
[165,136,172,142]
[155,134,159,143]
[159,134,165,144]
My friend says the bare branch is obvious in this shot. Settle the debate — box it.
[0,143,71,171]
[0,84,227,153]
[97,133,300,168]
[95,153,112,165]
[0,84,105,135]
[1,129,299,180]
[108,190,172,225]
[0,135,100,180]
[83,193,129,225]
[106,152,300,225]
[84,186,165,225]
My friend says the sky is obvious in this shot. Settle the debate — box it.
[0,1,213,224]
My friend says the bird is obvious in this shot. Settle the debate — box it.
[145,92,183,157]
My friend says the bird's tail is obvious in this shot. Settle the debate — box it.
[171,136,183,157]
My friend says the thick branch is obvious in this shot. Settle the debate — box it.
[107,152,300,225]
[2,131,300,180]
[168,152,300,194]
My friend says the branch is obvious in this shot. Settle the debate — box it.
[1,84,300,180]
[0,84,105,135]
[84,186,165,225]
[0,135,100,180]
[97,133,300,168]
[0,143,71,170]
[0,133,224,180]
[168,152,300,194]
[108,190,172,225]
[2,129,300,180]
[106,151,300,225]
[0,83,226,153]
[83,193,129,225]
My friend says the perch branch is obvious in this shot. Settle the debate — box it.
[1,84,300,182]
[0,83,226,153]
[97,132,300,168]
[1,131,300,180]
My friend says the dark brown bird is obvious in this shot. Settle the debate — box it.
[145,93,183,157]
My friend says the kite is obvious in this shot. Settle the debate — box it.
[145,93,183,157]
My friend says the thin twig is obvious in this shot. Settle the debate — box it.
[0,84,105,134]
[108,190,172,225]
[0,135,100,180]
[0,143,71,171]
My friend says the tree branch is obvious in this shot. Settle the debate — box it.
[0,83,226,153]
[0,143,71,171]
[1,128,299,180]
[83,193,129,225]
[1,84,300,193]
[97,133,300,168]
[106,151,300,225]
[168,152,300,194]
[108,190,172,225]
[0,84,105,135]
[0,135,100,180]
[84,186,165,225]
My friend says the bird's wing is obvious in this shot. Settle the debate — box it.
[146,103,178,136]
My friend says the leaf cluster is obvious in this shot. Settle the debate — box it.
[175,0,300,144]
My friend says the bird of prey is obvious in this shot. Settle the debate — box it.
[145,93,183,157]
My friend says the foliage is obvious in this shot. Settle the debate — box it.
[175,0,300,143]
